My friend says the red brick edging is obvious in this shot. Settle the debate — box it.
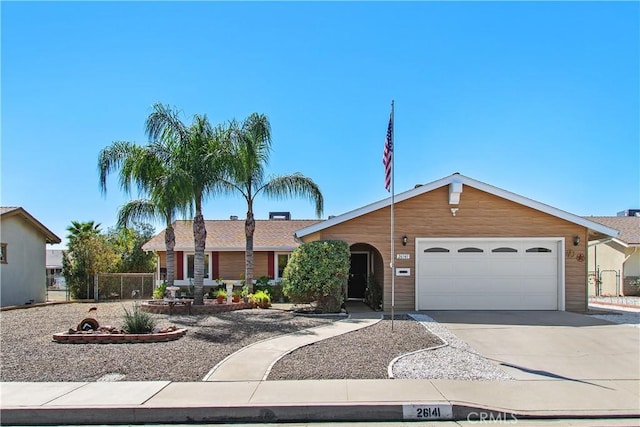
[140,301,254,315]
[52,328,187,344]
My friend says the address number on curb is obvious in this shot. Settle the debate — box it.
[403,403,453,420]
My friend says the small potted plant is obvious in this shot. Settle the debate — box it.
[232,289,242,303]
[215,289,227,304]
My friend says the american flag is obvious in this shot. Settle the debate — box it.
[382,111,393,192]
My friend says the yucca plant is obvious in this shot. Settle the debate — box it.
[122,303,156,334]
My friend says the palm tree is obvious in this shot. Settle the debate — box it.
[221,113,324,292]
[145,103,229,305]
[66,220,101,245]
[98,140,190,289]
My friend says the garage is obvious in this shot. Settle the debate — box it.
[416,238,563,310]
[295,173,620,312]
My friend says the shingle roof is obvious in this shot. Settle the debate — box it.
[142,219,323,252]
[1,206,62,244]
[584,216,640,246]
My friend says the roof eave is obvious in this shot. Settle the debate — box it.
[295,174,620,239]
[1,207,62,244]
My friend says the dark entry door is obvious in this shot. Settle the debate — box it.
[348,253,368,299]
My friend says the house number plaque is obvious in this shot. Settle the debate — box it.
[397,253,410,259]
[403,403,453,420]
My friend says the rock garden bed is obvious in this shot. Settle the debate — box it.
[267,315,443,380]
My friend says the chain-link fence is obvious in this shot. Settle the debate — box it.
[95,273,155,301]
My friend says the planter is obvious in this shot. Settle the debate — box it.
[232,296,241,303]
[216,296,225,304]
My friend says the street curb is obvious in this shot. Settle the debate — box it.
[2,402,638,425]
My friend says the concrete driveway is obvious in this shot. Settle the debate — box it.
[426,311,640,381]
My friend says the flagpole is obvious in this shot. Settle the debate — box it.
[390,100,395,332]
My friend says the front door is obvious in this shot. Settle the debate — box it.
[348,253,368,299]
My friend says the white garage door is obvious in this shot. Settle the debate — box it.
[416,238,562,310]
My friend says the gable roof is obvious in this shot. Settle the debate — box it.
[295,173,619,239]
[0,207,61,244]
[142,219,322,252]
[584,216,640,246]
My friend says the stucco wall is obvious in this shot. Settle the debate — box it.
[587,243,640,296]
[303,185,589,312]
[624,248,640,277]
[0,216,47,306]
[587,242,625,296]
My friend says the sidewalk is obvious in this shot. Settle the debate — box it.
[2,378,638,425]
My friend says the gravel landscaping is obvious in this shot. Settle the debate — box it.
[392,314,512,381]
[0,302,336,382]
[267,316,444,380]
[589,304,640,328]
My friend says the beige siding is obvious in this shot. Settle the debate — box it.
[303,185,589,312]
[218,251,271,280]
[159,251,273,281]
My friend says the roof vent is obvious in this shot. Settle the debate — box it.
[269,211,291,220]
[328,215,336,219]
[230,215,238,220]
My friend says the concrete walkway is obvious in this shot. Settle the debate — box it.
[203,313,382,381]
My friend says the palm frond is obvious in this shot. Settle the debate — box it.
[261,173,324,218]
[116,199,160,228]
[145,103,189,144]
[97,141,139,194]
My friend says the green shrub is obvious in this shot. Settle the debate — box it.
[153,282,167,300]
[215,289,227,298]
[364,275,382,310]
[282,240,350,313]
[121,304,156,334]
[255,283,288,303]
[256,276,271,286]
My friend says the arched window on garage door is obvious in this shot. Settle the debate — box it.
[526,247,552,253]
[424,247,450,253]
[458,247,483,253]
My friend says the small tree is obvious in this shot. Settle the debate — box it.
[106,223,156,273]
[282,240,350,313]
[63,225,119,299]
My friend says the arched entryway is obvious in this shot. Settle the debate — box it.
[348,243,384,309]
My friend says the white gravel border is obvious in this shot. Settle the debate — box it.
[589,303,640,328]
[390,313,512,381]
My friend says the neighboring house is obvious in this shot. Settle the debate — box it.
[46,249,65,289]
[142,216,321,287]
[584,213,640,296]
[295,173,618,313]
[0,207,62,307]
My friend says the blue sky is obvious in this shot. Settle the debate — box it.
[2,1,638,249]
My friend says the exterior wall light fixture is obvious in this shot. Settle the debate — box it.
[402,235,408,246]
[573,235,580,246]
